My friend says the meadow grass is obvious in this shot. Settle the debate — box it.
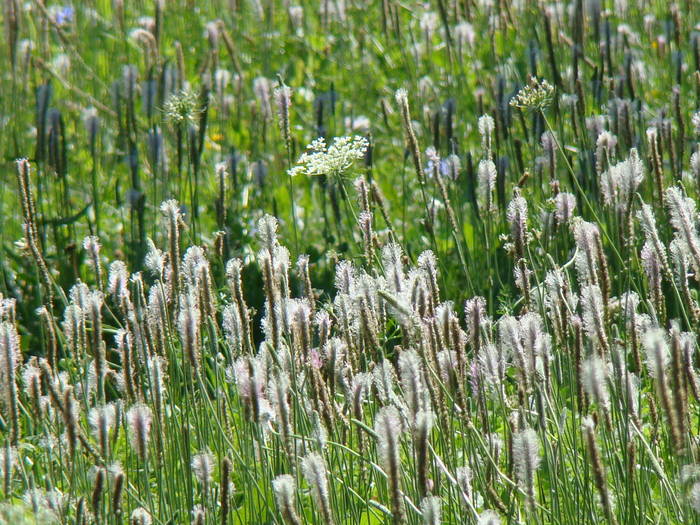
[3,1,700,524]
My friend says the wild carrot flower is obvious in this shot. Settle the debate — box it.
[288,136,368,179]
[163,88,200,127]
[510,77,554,111]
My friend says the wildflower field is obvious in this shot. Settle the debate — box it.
[4,0,700,523]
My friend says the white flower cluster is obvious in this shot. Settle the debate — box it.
[288,135,368,178]
[510,77,554,111]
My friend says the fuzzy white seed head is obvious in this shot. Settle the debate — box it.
[301,452,331,520]
[272,474,298,519]
[127,404,153,460]
[372,359,398,404]
[691,151,700,178]
[107,261,130,302]
[512,428,541,499]
[690,482,700,513]
[374,405,403,471]
[130,507,152,525]
[478,114,495,139]
[421,495,441,525]
[88,404,116,437]
[160,199,181,220]
[456,465,473,504]
[274,85,292,121]
[666,187,700,250]
[83,235,101,256]
[191,451,215,486]
[0,444,16,485]
[144,239,165,277]
[478,510,502,525]
[582,356,610,411]
[580,284,606,349]
[506,195,528,232]
[643,328,669,378]
[257,214,279,254]
[692,112,700,135]
[398,349,426,420]
[477,160,497,208]
[222,303,244,355]
[554,192,576,224]
[395,88,408,106]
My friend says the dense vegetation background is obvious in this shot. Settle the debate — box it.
[2,0,700,523]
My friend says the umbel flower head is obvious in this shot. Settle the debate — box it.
[163,88,200,127]
[510,77,554,111]
[288,135,368,178]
